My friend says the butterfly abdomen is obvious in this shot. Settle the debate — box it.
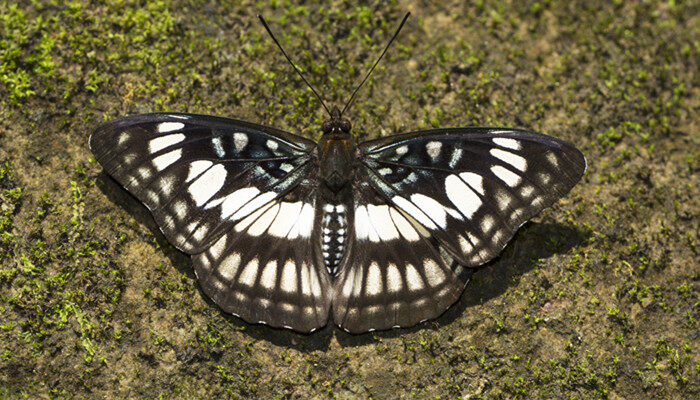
[320,203,348,277]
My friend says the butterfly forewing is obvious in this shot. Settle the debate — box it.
[89,113,316,255]
[332,173,472,333]
[358,128,586,267]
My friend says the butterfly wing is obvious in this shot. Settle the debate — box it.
[90,113,316,253]
[192,178,332,332]
[332,127,585,333]
[358,127,586,267]
[332,172,473,333]
[90,113,331,332]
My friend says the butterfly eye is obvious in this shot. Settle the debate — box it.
[321,119,332,134]
[340,119,352,133]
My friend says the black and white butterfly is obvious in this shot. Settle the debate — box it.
[89,13,585,334]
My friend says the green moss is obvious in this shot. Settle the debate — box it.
[0,1,698,399]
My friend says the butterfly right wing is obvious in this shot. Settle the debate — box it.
[358,127,586,267]
[332,172,473,333]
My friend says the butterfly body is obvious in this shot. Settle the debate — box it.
[90,14,585,334]
[90,111,585,333]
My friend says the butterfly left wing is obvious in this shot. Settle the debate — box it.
[192,178,332,332]
[90,113,333,332]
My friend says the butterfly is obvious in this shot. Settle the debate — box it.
[89,13,585,334]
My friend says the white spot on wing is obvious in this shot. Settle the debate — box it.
[449,148,463,168]
[233,133,248,151]
[459,235,473,254]
[137,167,151,181]
[231,191,276,221]
[158,175,175,196]
[354,205,373,241]
[212,136,225,157]
[234,202,274,232]
[426,141,442,160]
[149,133,185,154]
[280,260,297,293]
[546,152,559,167]
[188,164,227,206]
[445,174,482,218]
[386,263,403,293]
[405,263,424,291]
[423,259,447,287]
[172,200,188,220]
[366,262,382,296]
[481,215,495,233]
[152,149,181,171]
[247,203,280,236]
[295,203,315,238]
[392,196,438,230]
[118,132,129,146]
[389,208,420,241]
[280,163,293,172]
[157,122,184,133]
[367,204,399,241]
[220,187,260,219]
[260,260,277,290]
[520,185,535,198]
[490,149,527,171]
[459,172,484,195]
[268,201,303,237]
[492,137,521,150]
[491,165,522,187]
[496,190,513,211]
[123,153,136,165]
[410,194,447,229]
[309,263,322,297]
[186,160,213,182]
[219,252,241,280]
[300,264,311,296]
[238,258,259,287]
[396,145,408,155]
[209,235,227,260]
[192,223,209,242]
[266,139,279,151]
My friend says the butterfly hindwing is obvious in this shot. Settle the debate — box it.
[193,179,332,332]
[89,113,316,255]
[358,127,586,267]
[332,173,472,333]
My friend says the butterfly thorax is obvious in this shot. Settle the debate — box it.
[318,106,356,194]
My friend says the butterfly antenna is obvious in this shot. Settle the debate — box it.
[340,12,410,116]
[258,15,332,116]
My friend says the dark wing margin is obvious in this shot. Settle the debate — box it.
[358,127,585,268]
[90,112,332,332]
[332,172,473,333]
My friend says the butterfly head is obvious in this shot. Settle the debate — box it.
[322,106,352,137]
